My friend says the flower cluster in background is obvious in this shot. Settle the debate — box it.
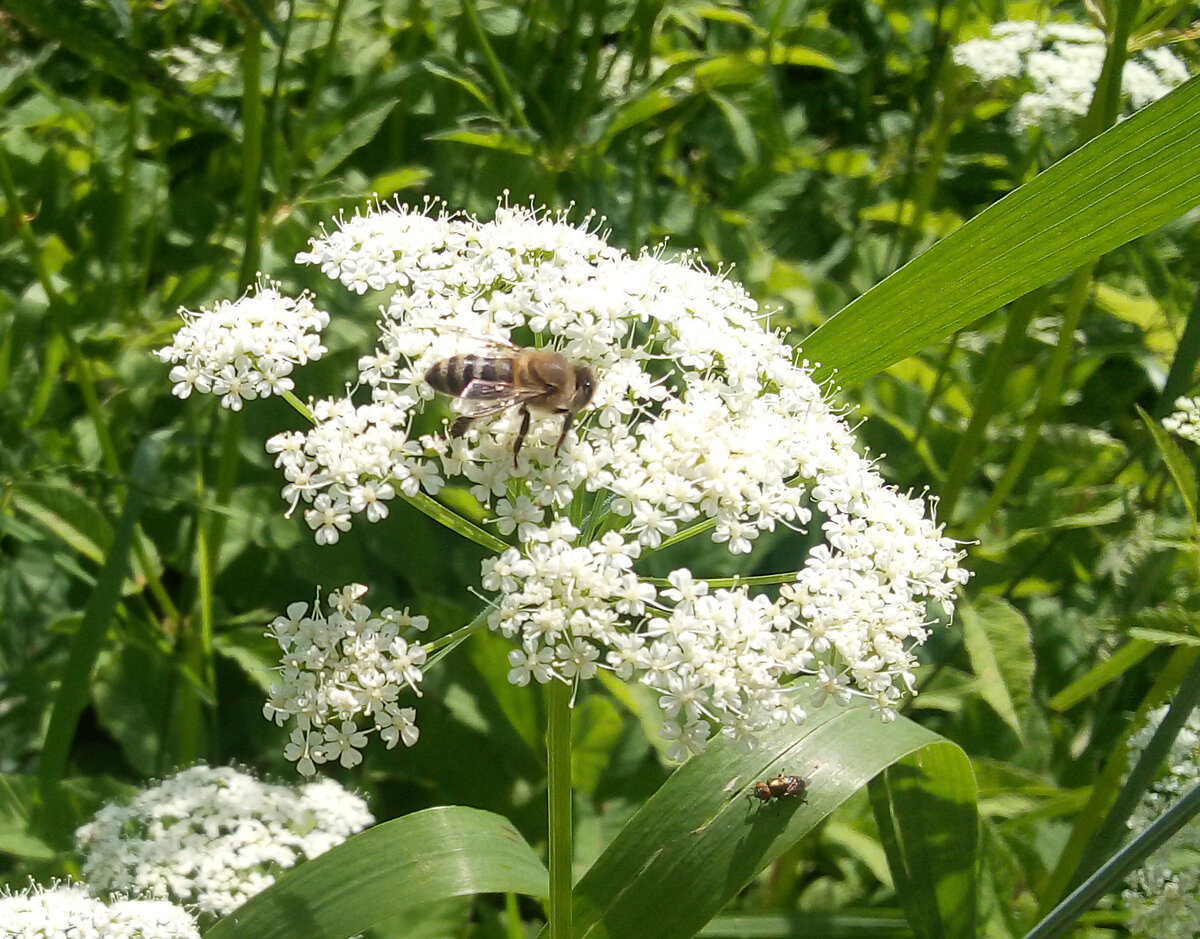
[1121,705,1200,938]
[155,283,329,410]
[1163,396,1200,446]
[0,882,199,939]
[262,584,428,775]
[229,202,969,768]
[75,765,373,918]
[953,21,1189,133]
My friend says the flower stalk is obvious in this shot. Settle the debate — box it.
[546,679,574,938]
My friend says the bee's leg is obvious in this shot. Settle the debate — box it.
[513,406,531,468]
[450,416,473,437]
[554,412,576,455]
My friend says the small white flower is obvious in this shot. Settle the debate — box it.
[0,881,201,938]
[1122,706,1200,938]
[155,283,329,410]
[954,21,1190,134]
[74,765,372,919]
[266,586,428,773]
[1164,396,1200,446]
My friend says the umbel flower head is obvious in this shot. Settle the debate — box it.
[952,20,1189,134]
[224,200,969,770]
[262,584,428,775]
[1121,706,1200,939]
[155,282,329,410]
[75,765,373,919]
[0,881,199,939]
[1163,396,1200,446]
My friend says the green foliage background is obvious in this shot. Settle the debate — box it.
[1,0,1199,937]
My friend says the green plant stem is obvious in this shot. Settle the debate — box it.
[642,571,800,589]
[546,679,574,939]
[939,289,1042,521]
[1067,648,1200,892]
[1024,779,1200,939]
[424,603,496,661]
[281,389,315,422]
[1037,646,1198,914]
[961,266,1093,536]
[290,0,350,188]
[941,2,1138,529]
[237,20,265,287]
[461,0,532,132]
[1154,282,1200,419]
[884,0,969,273]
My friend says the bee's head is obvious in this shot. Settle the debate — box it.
[572,365,595,409]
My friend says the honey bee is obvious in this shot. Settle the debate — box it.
[424,337,595,467]
[750,771,808,804]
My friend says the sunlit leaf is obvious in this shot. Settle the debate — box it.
[206,807,548,939]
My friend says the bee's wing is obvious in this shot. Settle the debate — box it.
[440,326,521,354]
[452,380,544,418]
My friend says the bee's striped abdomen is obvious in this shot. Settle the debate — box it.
[425,355,515,393]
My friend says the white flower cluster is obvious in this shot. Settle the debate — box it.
[155,284,329,410]
[1121,706,1200,939]
[262,583,427,774]
[254,201,967,762]
[0,882,199,939]
[74,764,373,918]
[953,21,1190,133]
[1163,396,1200,446]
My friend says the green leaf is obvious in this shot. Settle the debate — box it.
[38,434,164,794]
[309,99,407,182]
[1138,405,1198,524]
[428,129,536,156]
[0,775,55,860]
[424,58,499,111]
[802,77,1200,386]
[205,806,548,939]
[1048,639,1155,711]
[959,597,1035,740]
[569,699,976,939]
[1127,627,1200,647]
[870,744,980,939]
[10,482,113,565]
[698,912,911,936]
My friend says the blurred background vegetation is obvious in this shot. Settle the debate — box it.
[1,0,1198,935]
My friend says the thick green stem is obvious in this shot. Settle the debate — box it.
[546,679,574,938]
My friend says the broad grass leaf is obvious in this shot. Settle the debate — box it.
[567,699,976,939]
[802,77,1200,386]
[870,744,979,939]
[205,806,548,939]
